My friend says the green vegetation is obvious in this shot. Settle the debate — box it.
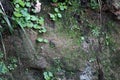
[49,0,68,21]
[43,71,54,80]
[13,0,44,28]
[0,52,8,74]
[0,0,120,80]
[37,37,48,43]
[7,57,18,71]
[0,52,18,80]
[13,0,48,43]
[89,0,99,10]
[0,0,47,43]
[0,4,13,33]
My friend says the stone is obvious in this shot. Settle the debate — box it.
[30,56,48,69]
[106,0,120,20]
[0,29,48,79]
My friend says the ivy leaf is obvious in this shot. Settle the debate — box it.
[64,6,67,9]
[26,2,31,7]
[48,71,53,77]
[57,13,62,18]
[15,4,20,8]
[19,0,25,7]
[49,13,56,21]
[42,28,47,33]
[49,13,55,18]
[31,16,38,21]
[59,5,67,11]
[21,9,28,16]
[0,62,8,74]
[39,17,44,25]
[43,72,49,80]
[59,5,65,10]
[43,71,53,80]
[39,27,47,33]
[26,22,33,28]
[54,8,59,12]
[37,38,44,42]
[15,7,20,12]
[33,24,40,29]
[14,12,22,17]
[25,15,31,21]
[44,39,49,43]
[18,18,26,27]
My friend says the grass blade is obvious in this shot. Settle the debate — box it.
[0,1,13,33]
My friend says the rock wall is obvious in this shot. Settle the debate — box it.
[0,29,48,80]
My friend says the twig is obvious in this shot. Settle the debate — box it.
[0,32,7,60]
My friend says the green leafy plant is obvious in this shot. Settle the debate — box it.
[0,61,8,74]
[49,7,63,21]
[92,27,100,37]
[39,27,47,33]
[89,0,99,10]
[13,0,43,29]
[37,38,48,43]
[49,2,68,21]
[105,35,114,46]
[43,71,53,80]
[0,52,8,74]
[49,13,56,21]
[7,57,18,71]
[58,3,67,11]
[88,23,100,37]
[12,0,47,43]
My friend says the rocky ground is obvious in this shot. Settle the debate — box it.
[0,0,120,80]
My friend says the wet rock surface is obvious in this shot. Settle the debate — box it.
[0,29,48,79]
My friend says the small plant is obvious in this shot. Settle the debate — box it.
[7,57,18,71]
[43,71,54,80]
[88,23,100,37]
[0,52,8,74]
[89,0,99,10]
[12,0,48,43]
[49,7,62,21]
[53,58,63,72]
[58,3,67,11]
[104,34,114,47]
[92,27,100,37]
[0,52,3,59]
[49,1,67,21]
[0,61,8,74]
[38,27,47,33]
[37,37,48,43]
